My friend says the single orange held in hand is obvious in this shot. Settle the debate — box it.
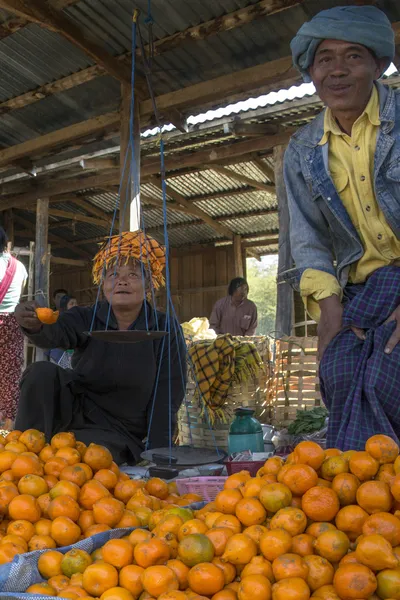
[36,307,59,324]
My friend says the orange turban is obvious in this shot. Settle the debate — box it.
[92,231,166,289]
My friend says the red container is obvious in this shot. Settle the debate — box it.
[225,459,265,477]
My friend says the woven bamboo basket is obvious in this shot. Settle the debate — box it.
[178,336,271,451]
[267,336,322,428]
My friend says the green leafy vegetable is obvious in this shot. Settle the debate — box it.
[287,407,328,435]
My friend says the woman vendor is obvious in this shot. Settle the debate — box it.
[14,231,187,465]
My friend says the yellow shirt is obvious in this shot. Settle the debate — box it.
[300,86,400,321]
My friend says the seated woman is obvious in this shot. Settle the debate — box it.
[14,231,187,465]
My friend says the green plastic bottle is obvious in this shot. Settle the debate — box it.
[228,407,264,454]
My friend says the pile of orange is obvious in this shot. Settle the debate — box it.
[0,429,201,565]
[21,433,400,600]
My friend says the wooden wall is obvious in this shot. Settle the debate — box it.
[50,244,237,323]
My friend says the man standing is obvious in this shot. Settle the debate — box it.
[210,277,258,336]
[284,5,400,449]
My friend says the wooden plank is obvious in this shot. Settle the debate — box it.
[119,83,130,233]
[0,0,131,83]
[253,157,276,183]
[45,208,112,228]
[233,234,243,277]
[274,144,293,336]
[50,256,88,267]
[243,236,279,247]
[34,197,50,309]
[207,165,275,192]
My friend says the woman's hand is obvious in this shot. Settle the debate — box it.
[14,301,42,333]
[384,305,400,354]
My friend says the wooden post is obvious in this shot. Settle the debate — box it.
[3,209,14,250]
[34,198,50,308]
[120,83,141,233]
[274,144,294,336]
[233,234,244,277]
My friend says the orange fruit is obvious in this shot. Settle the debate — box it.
[304,555,334,591]
[50,480,80,501]
[215,489,243,515]
[235,498,266,527]
[241,478,265,498]
[356,481,392,514]
[377,464,396,486]
[28,534,57,551]
[119,564,145,596]
[39,445,55,462]
[362,512,400,546]
[61,584,87,598]
[188,563,225,596]
[259,529,292,561]
[11,455,43,478]
[7,519,35,542]
[316,479,331,488]
[101,587,135,600]
[2,534,28,552]
[84,524,111,538]
[331,473,360,506]
[212,590,237,600]
[291,534,315,557]
[1,469,15,482]
[76,462,93,481]
[241,555,274,582]
[44,475,58,490]
[116,510,140,529]
[51,432,76,450]
[35,519,52,536]
[224,472,251,490]
[301,486,340,522]
[35,307,59,325]
[348,452,379,481]
[376,568,400,600]
[333,564,377,599]
[82,562,119,597]
[242,524,268,547]
[76,441,87,458]
[78,511,95,533]
[392,474,400,501]
[26,582,57,595]
[37,493,51,517]
[238,574,271,600]
[0,483,18,511]
[61,549,92,578]
[212,556,236,585]
[0,542,24,564]
[19,429,46,454]
[339,552,361,567]
[48,575,71,594]
[50,517,81,546]
[8,494,41,523]
[166,559,190,590]
[269,507,307,536]
[178,533,214,567]
[221,533,257,565]
[365,434,399,464]
[282,465,318,495]
[146,478,169,500]
[271,577,310,600]
[94,469,118,490]
[178,519,208,541]
[320,456,349,481]
[83,443,113,472]
[294,441,325,471]
[4,441,27,453]
[114,479,145,503]
[325,449,342,457]
[0,451,17,473]
[158,592,188,600]
[259,483,292,513]
[48,495,81,522]
[4,431,22,443]
[142,565,179,597]
[205,527,234,556]
[79,480,111,509]
[93,497,125,527]
[135,536,171,568]
[60,465,88,487]
[44,457,68,477]
[272,553,309,581]
[55,447,81,466]
[335,505,369,540]
[356,533,398,570]
[102,539,134,569]
[212,515,242,534]
[128,528,153,548]
[263,457,284,476]
[154,515,184,538]
[314,530,350,562]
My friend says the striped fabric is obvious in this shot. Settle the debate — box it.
[320,266,400,450]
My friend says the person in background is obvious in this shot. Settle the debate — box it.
[53,288,68,310]
[285,5,400,449]
[0,227,27,428]
[59,295,78,313]
[47,295,79,367]
[210,277,257,336]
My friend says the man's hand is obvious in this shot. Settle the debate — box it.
[14,301,42,333]
[317,295,344,361]
[384,305,400,354]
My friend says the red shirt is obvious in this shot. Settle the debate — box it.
[210,296,258,336]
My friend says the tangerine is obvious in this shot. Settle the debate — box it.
[235,498,267,527]
[291,534,315,557]
[94,469,118,490]
[259,529,292,562]
[301,487,340,522]
[333,564,377,600]
[44,457,68,478]
[48,495,81,522]
[376,568,400,600]
[355,534,398,570]
[365,434,399,464]
[335,505,369,540]
[242,524,268,547]
[102,539,134,569]
[241,556,274,582]
[100,587,135,600]
[282,465,318,495]
[178,519,208,541]
[330,473,360,506]
[28,534,57,551]
[61,549,93,578]
[259,483,292,513]
[304,556,334,592]
[166,559,190,590]
[142,566,179,597]
[83,443,113,472]
[221,533,257,565]
[272,553,309,581]
[178,534,214,567]
[79,480,111,509]
[146,478,169,500]
[134,536,171,568]
[314,530,350,562]
[187,563,225,596]
[212,557,236,585]
[92,497,125,527]
[269,507,307,536]
[51,432,76,450]
[238,574,271,600]
[205,527,234,556]
[8,494,41,523]
[271,577,311,600]
[50,516,81,546]
[294,441,325,471]
[82,562,119,597]
[119,564,145,596]
[348,452,379,481]
[7,519,35,542]
[362,512,400,546]
[26,582,57,596]
[320,456,349,482]
[19,429,46,454]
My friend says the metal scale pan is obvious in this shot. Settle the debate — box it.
[86,330,168,343]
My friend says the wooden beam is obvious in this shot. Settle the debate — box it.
[3,209,14,248]
[274,144,293,336]
[50,256,88,267]
[0,0,131,83]
[206,165,275,192]
[253,158,276,183]
[226,122,279,137]
[34,198,50,306]
[243,236,279,247]
[0,15,26,39]
[0,112,120,168]
[233,234,244,276]
[120,83,130,233]
[187,187,255,202]
[74,235,107,246]
[68,196,117,226]
[45,208,113,228]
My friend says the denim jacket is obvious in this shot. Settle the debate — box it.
[283,82,400,291]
